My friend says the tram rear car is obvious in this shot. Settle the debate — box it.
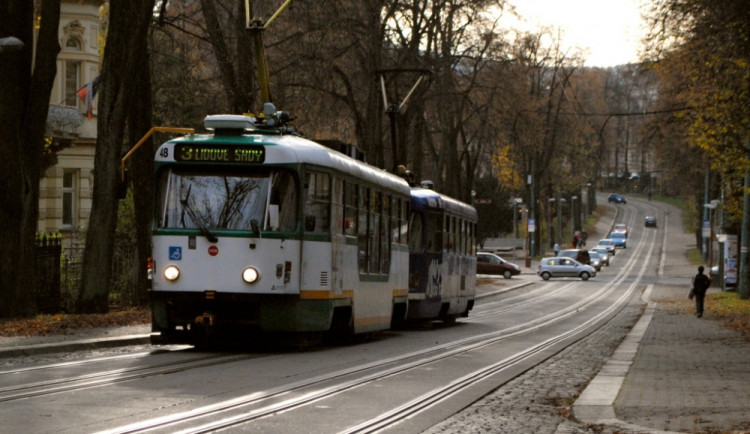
[148,115,411,345]
[406,186,478,323]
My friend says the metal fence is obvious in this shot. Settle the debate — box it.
[38,234,140,313]
[36,234,62,313]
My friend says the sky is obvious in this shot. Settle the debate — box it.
[503,0,648,67]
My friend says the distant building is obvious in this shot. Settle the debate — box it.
[38,0,103,241]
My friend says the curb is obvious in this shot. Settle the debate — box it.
[476,280,535,299]
[0,334,151,359]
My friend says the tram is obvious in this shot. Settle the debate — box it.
[405,183,478,323]
[145,112,411,345]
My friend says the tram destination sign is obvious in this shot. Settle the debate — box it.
[174,144,265,163]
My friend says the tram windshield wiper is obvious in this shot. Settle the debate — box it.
[197,225,219,243]
[250,219,260,238]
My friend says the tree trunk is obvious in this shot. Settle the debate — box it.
[79,0,155,313]
[129,44,154,306]
[0,0,60,318]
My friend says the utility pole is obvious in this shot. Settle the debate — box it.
[740,142,750,299]
[557,194,563,246]
[703,164,710,262]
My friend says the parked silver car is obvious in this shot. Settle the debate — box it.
[537,257,597,281]
[596,239,616,256]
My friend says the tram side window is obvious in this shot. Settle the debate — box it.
[268,171,297,232]
[408,211,424,253]
[471,222,477,255]
[391,197,400,244]
[331,178,344,236]
[460,219,466,254]
[427,211,442,253]
[452,216,458,252]
[344,181,357,236]
[368,190,381,274]
[457,218,463,254]
[358,186,369,273]
[444,215,453,252]
[304,171,330,233]
[400,199,409,244]
[380,194,390,273]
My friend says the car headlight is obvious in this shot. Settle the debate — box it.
[242,267,260,283]
[164,265,180,281]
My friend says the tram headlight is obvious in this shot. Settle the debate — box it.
[164,265,181,281]
[242,267,260,283]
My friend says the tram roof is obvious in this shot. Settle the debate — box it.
[162,132,410,195]
[410,187,477,220]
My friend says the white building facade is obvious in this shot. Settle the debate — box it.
[39,0,103,239]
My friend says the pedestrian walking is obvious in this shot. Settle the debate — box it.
[690,265,712,317]
[553,242,559,256]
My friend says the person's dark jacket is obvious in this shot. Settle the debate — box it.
[693,272,711,295]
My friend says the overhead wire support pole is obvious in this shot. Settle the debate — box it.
[245,0,293,105]
[396,74,426,113]
[377,69,431,172]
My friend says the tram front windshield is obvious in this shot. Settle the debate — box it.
[156,168,297,232]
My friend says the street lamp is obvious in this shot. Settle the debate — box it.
[548,198,556,252]
[557,197,566,246]
[511,198,523,239]
[0,36,24,53]
[585,182,593,215]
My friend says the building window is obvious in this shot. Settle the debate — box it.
[62,170,77,228]
[65,61,80,108]
[66,38,81,51]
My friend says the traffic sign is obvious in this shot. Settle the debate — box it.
[528,218,536,232]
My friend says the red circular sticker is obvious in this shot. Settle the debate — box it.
[208,245,219,256]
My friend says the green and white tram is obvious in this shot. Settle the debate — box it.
[147,114,411,345]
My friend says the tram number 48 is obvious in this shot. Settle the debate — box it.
[159,148,169,158]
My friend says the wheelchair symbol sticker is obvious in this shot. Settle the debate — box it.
[169,247,182,260]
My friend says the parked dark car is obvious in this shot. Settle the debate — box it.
[608,194,627,204]
[477,252,521,279]
[588,252,604,271]
[590,247,610,266]
[557,248,591,265]
[644,216,657,227]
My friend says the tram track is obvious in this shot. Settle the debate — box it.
[0,352,251,403]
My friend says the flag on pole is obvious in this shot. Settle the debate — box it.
[76,76,100,119]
